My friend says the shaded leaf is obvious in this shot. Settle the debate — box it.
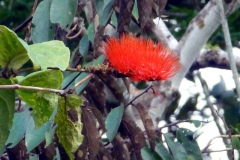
[6,106,31,148]
[28,40,70,70]
[112,134,130,160]
[136,103,156,151]
[31,0,54,43]
[141,146,162,160]
[0,78,15,150]
[105,104,124,142]
[132,0,139,20]
[232,136,240,150]
[0,25,29,70]
[87,23,94,44]
[62,72,80,89]
[25,116,55,153]
[177,128,202,160]
[122,116,146,160]
[96,0,114,26]
[79,35,89,57]
[81,106,99,160]
[237,124,240,133]
[17,70,63,127]
[164,133,187,160]
[50,0,77,30]
[55,95,84,160]
[155,139,172,160]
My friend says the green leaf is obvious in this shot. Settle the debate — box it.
[25,117,54,152]
[93,55,105,65]
[62,72,79,89]
[28,40,70,70]
[105,104,124,142]
[132,0,139,20]
[87,23,94,44]
[98,0,114,26]
[50,0,77,30]
[79,35,89,57]
[177,128,202,160]
[45,124,57,147]
[31,0,54,43]
[141,146,162,160]
[111,11,117,28]
[232,136,240,150]
[6,106,31,148]
[0,78,15,150]
[17,70,63,127]
[164,133,187,160]
[236,124,240,133]
[29,154,39,160]
[155,139,172,160]
[190,120,201,128]
[0,25,29,69]
[55,94,84,160]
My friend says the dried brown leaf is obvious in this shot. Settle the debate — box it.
[135,103,156,151]
[122,116,146,160]
[137,0,154,29]
[85,79,105,113]
[112,134,130,160]
[75,137,88,160]
[91,106,107,134]
[98,73,125,103]
[115,0,134,34]
[81,106,100,160]
[97,142,113,160]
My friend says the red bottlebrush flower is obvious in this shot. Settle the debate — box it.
[104,35,181,82]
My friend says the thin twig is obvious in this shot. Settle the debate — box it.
[202,148,233,153]
[216,0,240,98]
[196,71,234,159]
[24,0,38,42]
[0,84,65,95]
[66,27,83,39]
[71,74,94,90]
[158,119,208,131]
[124,85,154,108]
[202,134,240,152]
[14,16,33,32]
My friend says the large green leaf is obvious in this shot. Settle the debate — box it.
[0,78,15,150]
[55,94,84,160]
[105,104,124,142]
[0,25,29,69]
[50,0,77,30]
[6,106,31,148]
[28,40,70,70]
[155,139,172,160]
[97,0,114,26]
[17,70,63,127]
[25,107,57,153]
[164,133,187,160]
[141,146,162,160]
[31,0,54,44]
[177,128,202,160]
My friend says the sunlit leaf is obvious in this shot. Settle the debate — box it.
[17,70,63,127]
[29,40,70,70]
[0,25,29,69]
[55,94,84,160]
[232,136,240,150]
[0,78,15,150]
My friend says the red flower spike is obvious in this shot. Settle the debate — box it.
[104,35,181,82]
